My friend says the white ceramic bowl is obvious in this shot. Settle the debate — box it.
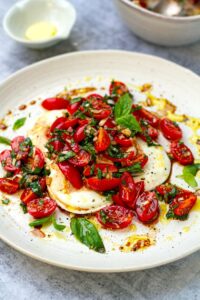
[3,0,76,49]
[113,0,200,46]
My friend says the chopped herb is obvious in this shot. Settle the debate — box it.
[97,168,103,179]
[74,110,86,119]
[2,198,10,205]
[29,215,52,227]
[0,136,11,145]
[20,202,27,214]
[13,117,26,130]
[100,210,108,224]
[132,105,142,112]
[28,180,42,197]
[90,164,95,176]
[52,216,66,231]
[119,162,142,174]
[58,151,75,162]
[107,145,124,158]
[70,97,82,104]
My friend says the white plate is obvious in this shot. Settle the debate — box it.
[0,50,200,272]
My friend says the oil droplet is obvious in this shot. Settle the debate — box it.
[159,202,169,224]
[120,235,154,252]
[183,226,190,233]
[192,197,200,212]
[25,22,57,41]
[166,235,173,241]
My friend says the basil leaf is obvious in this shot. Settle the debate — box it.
[13,117,26,130]
[2,198,10,205]
[29,215,52,227]
[70,217,105,253]
[178,164,200,188]
[183,164,200,176]
[119,162,142,174]
[28,181,42,197]
[20,202,27,214]
[116,114,141,133]
[70,97,82,104]
[58,151,75,162]
[183,173,197,188]
[114,93,132,119]
[52,216,66,231]
[0,136,11,145]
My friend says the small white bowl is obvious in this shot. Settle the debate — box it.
[3,0,76,49]
[113,0,200,46]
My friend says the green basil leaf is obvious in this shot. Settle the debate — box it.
[119,162,142,174]
[183,164,200,176]
[13,117,26,130]
[28,181,42,197]
[0,136,11,145]
[114,93,132,119]
[58,151,75,162]
[183,172,197,188]
[29,215,52,227]
[20,202,27,214]
[52,216,66,231]
[178,164,200,188]
[116,114,141,133]
[70,217,105,253]
[2,198,10,205]
[70,97,82,104]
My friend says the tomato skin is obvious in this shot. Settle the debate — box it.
[169,192,197,218]
[58,162,83,189]
[27,197,57,219]
[11,136,30,160]
[139,124,158,142]
[21,178,46,204]
[170,141,194,165]
[87,94,104,101]
[73,124,87,143]
[135,191,159,223]
[69,150,91,167]
[112,193,126,207]
[133,107,160,128]
[83,163,118,177]
[97,205,133,229]
[33,148,45,169]
[132,153,148,168]
[119,172,136,208]
[0,149,20,173]
[67,102,82,115]
[135,181,145,201]
[86,95,111,120]
[160,118,182,141]
[50,140,64,152]
[42,98,69,110]
[114,134,133,147]
[50,117,78,132]
[86,177,121,192]
[0,178,19,194]
[109,81,128,97]
[95,128,111,152]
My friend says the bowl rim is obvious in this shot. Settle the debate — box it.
[118,0,200,22]
[3,0,76,45]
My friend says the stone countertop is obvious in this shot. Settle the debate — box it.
[0,0,200,299]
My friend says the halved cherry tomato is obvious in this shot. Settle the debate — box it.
[11,136,30,160]
[68,150,91,167]
[50,140,64,152]
[133,107,160,128]
[114,134,133,147]
[50,117,78,132]
[96,205,133,229]
[83,163,118,177]
[70,142,80,154]
[135,181,145,201]
[87,94,104,101]
[21,178,46,204]
[95,128,111,152]
[0,150,20,172]
[135,191,159,223]
[42,98,69,110]
[170,141,194,165]
[156,183,177,196]
[67,101,82,115]
[86,95,112,120]
[73,124,87,143]
[131,153,148,168]
[109,81,129,97]
[112,193,126,207]
[27,197,57,218]
[139,124,158,143]
[33,148,45,169]
[160,118,182,141]
[86,177,120,191]
[0,178,19,194]
[58,162,83,189]
[119,172,136,208]
[104,118,116,129]
[168,191,196,219]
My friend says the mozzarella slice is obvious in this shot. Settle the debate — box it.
[134,139,171,191]
[47,162,112,214]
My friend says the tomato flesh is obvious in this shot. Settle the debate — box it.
[0,149,20,173]
[114,134,133,147]
[109,81,129,97]
[74,124,87,143]
[27,197,57,218]
[86,177,120,192]
[11,136,30,161]
[97,205,133,229]
[95,128,111,152]
[68,150,91,167]
[0,178,19,194]
[170,141,194,165]
[119,172,136,208]
[160,118,182,141]
[135,191,159,223]
[169,191,197,218]
[133,107,160,128]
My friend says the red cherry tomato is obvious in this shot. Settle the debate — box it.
[97,205,133,229]
[73,124,87,143]
[95,128,111,152]
[119,172,136,208]
[133,107,160,128]
[114,134,133,147]
[68,150,91,167]
[67,102,82,115]
[11,136,30,160]
[132,153,148,168]
[86,95,112,120]
[156,183,177,196]
[139,124,158,143]
[50,140,64,152]
[42,98,69,110]
[109,81,129,97]
[21,178,46,204]
[135,191,159,223]
[135,181,145,201]
[160,118,182,141]
[83,163,118,177]
[104,118,116,129]
[87,94,104,101]
[50,117,78,132]
[58,162,83,189]
[0,150,20,172]
[169,192,197,218]
[0,178,19,194]
[170,141,194,165]
[86,177,121,192]
[27,197,57,219]
[112,193,126,207]
[33,148,45,169]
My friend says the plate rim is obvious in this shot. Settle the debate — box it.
[0,50,200,272]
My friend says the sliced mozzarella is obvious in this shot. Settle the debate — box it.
[134,139,171,191]
[47,162,112,214]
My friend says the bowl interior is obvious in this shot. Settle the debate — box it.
[5,0,76,41]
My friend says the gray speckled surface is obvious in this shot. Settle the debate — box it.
[0,0,200,299]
